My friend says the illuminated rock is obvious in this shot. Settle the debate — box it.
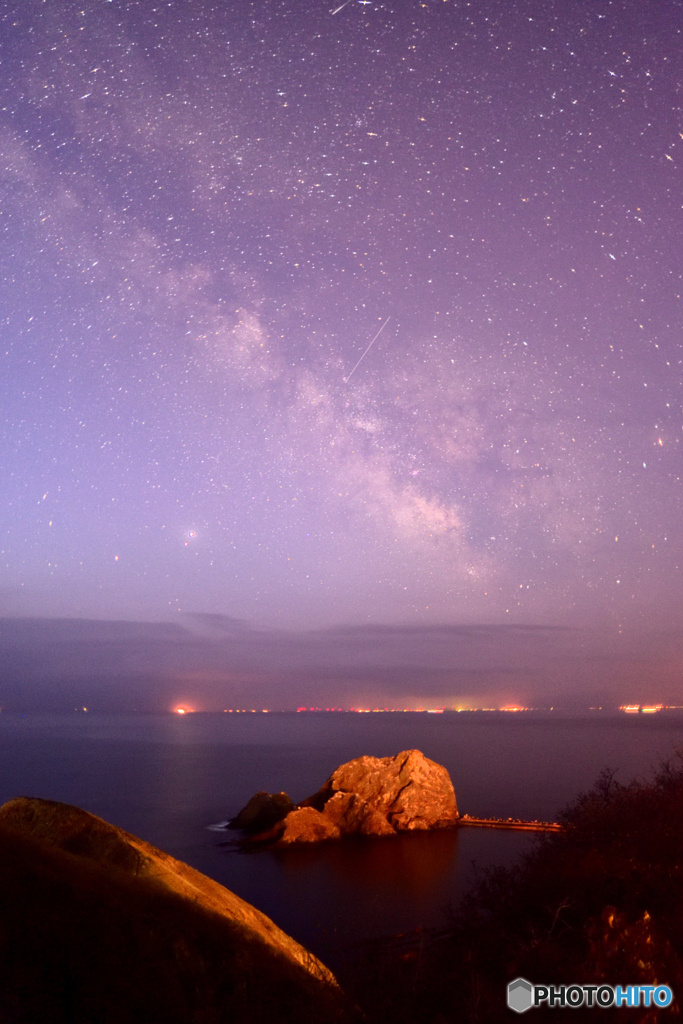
[246,749,458,845]
[276,806,341,844]
[317,790,396,837]
[0,797,344,1023]
[304,749,459,834]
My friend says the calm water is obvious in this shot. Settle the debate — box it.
[1,711,682,965]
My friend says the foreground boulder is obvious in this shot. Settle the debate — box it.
[235,750,458,846]
[0,797,346,1024]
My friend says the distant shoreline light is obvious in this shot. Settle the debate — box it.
[27,705,682,715]
[620,704,664,714]
[160,705,678,716]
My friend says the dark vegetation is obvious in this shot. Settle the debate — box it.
[342,757,683,1022]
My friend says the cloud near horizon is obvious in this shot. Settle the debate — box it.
[0,615,680,714]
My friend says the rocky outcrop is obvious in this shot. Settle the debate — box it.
[229,790,294,833]
[236,749,458,846]
[277,806,342,844]
[0,797,346,1024]
[305,749,459,834]
[316,790,396,837]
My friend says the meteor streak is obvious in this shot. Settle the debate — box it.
[330,0,352,13]
[344,317,391,382]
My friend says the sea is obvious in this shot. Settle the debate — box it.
[1,710,682,969]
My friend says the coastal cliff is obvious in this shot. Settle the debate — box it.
[0,797,346,1024]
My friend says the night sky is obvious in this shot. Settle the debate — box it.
[1,0,682,709]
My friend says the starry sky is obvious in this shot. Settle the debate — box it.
[1,0,682,708]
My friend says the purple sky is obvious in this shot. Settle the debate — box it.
[1,0,681,709]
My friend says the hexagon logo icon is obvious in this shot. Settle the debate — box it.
[508,977,534,1013]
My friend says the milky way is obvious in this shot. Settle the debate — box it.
[1,0,681,667]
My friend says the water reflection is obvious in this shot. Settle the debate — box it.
[222,825,535,966]
[273,828,460,895]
